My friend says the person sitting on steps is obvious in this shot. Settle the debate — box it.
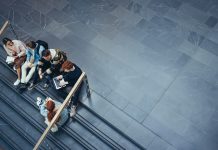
[36,97,69,132]
[20,41,46,87]
[2,37,27,86]
[55,60,82,117]
[28,48,67,90]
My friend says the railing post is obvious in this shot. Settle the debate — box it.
[84,74,91,98]
[0,20,9,36]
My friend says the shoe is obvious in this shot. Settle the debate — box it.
[28,82,37,90]
[14,79,20,86]
[42,83,49,90]
[70,105,77,117]
[51,124,58,132]
[19,83,27,89]
[36,97,42,106]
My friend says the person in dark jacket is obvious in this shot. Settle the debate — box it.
[55,60,82,117]
[28,48,67,90]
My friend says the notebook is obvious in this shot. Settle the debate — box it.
[6,56,15,64]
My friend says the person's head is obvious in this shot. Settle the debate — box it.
[46,100,56,122]
[61,60,74,72]
[2,37,13,47]
[42,49,51,61]
[46,100,55,112]
[26,41,36,50]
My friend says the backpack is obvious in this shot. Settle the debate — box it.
[52,49,67,64]
[35,40,49,56]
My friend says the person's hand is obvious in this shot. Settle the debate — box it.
[56,75,63,80]
[59,79,67,87]
[14,56,19,59]
[28,62,33,68]
[39,74,43,79]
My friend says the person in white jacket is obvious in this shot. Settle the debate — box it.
[2,37,26,85]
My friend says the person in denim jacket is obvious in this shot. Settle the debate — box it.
[37,97,69,132]
[20,41,44,86]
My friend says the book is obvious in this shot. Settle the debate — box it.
[53,77,66,89]
[6,56,15,64]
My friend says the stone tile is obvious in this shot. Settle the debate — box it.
[177,40,198,57]
[191,47,218,68]
[118,137,142,150]
[187,31,205,46]
[208,4,218,18]
[105,90,128,110]
[21,22,43,38]
[148,136,176,150]
[205,16,218,28]
[143,110,199,150]
[147,0,169,14]
[44,20,71,39]
[178,3,209,23]
[28,0,54,14]
[206,30,218,44]
[124,120,156,148]
[81,92,113,116]
[46,8,76,25]
[29,10,53,29]
[110,6,142,26]
[164,9,210,36]
[181,59,218,86]
[123,103,148,123]
[49,0,69,11]
[103,105,132,131]
[200,38,218,56]
[37,31,72,50]
[65,21,98,42]
[187,0,216,12]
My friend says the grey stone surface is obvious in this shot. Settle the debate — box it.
[1,0,218,149]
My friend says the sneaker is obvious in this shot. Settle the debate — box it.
[36,97,42,106]
[13,79,20,86]
[42,83,49,90]
[28,82,37,90]
[70,105,77,117]
[19,83,27,89]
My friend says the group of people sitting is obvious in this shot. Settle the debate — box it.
[2,37,83,132]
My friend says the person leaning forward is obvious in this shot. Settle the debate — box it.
[28,48,67,90]
[2,37,27,86]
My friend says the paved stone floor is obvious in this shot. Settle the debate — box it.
[1,0,218,150]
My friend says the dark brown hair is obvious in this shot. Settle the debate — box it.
[42,49,50,57]
[2,37,12,45]
[26,41,36,49]
[46,100,56,122]
[61,60,74,70]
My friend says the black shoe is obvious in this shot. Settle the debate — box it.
[28,82,37,90]
[42,83,49,90]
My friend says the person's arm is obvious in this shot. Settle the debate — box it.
[39,101,48,117]
[17,42,26,57]
[33,53,40,65]
[38,45,45,57]
[3,45,13,56]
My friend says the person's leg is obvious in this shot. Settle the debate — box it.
[25,66,36,83]
[13,67,21,85]
[17,68,21,80]
[32,65,40,84]
[72,85,82,106]
[21,61,28,83]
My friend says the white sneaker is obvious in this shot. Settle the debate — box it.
[13,79,20,86]
[36,97,42,106]
[70,106,77,117]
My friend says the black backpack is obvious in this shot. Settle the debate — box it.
[35,40,49,56]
